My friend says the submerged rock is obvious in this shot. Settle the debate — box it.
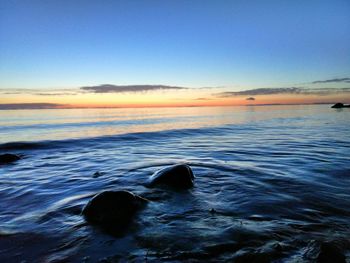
[82,190,147,233]
[92,171,103,178]
[305,241,346,263]
[331,103,350,108]
[147,164,195,189]
[317,242,346,263]
[0,153,20,165]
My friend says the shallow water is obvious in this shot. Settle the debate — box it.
[0,105,349,262]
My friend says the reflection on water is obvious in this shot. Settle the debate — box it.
[0,105,349,262]
[0,105,342,143]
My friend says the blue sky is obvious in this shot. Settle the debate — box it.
[0,0,349,91]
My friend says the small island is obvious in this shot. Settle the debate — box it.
[331,103,350,108]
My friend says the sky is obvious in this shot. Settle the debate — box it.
[0,0,350,108]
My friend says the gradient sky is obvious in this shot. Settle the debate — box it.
[1,0,350,107]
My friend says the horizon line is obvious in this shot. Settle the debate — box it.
[0,102,346,110]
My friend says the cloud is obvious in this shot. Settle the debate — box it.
[80,84,188,93]
[0,88,79,96]
[0,88,39,95]
[0,84,191,98]
[194,97,213,100]
[246,97,255,100]
[214,87,350,97]
[312,77,350,84]
[214,87,301,97]
[0,103,65,110]
[33,92,78,96]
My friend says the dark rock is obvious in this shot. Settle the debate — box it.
[93,171,103,178]
[331,103,350,108]
[171,251,211,261]
[234,252,272,263]
[147,164,195,189]
[204,242,242,256]
[332,103,344,108]
[210,208,217,214]
[0,153,20,165]
[273,242,283,251]
[317,242,346,263]
[82,190,147,233]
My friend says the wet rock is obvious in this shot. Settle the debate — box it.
[273,242,283,251]
[209,208,217,214]
[331,103,350,108]
[171,251,211,261]
[204,242,242,256]
[317,242,346,263]
[147,164,195,189]
[82,190,148,233]
[234,252,271,263]
[304,241,346,263]
[93,171,103,178]
[332,103,344,108]
[0,153,20,165]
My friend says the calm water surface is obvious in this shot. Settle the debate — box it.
[0,105,349,262]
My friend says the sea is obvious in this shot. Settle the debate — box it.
[0,105,349,262]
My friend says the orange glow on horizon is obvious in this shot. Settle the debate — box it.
[1,90,349,108]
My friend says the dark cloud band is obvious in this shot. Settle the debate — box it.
[214,87,350,97]
[80,84,188,93]
[312,77,350,84]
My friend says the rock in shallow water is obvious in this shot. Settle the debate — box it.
[317,242,346,263]
[0,153,20,165]
[147,164,195,189]
[331,103,350,108]
[92,171,103,178]
[82,190,147,233]
[304,241,346,263]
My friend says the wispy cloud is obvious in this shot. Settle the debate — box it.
[0,88,40,95]
[214,87,350,97]
[246,97,255,100]
[311,77,350,84]
[214,87,301,97]
[0,88,79,96]
[0,84,190,97]
[80,84,188,93]
[194,97,213,100]
[0,103,65,110]
[33,92,78,96]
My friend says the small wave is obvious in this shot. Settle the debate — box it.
[0,124,244,151]
[125,160,242,173]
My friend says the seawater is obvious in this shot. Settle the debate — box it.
[0,105,349,262]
